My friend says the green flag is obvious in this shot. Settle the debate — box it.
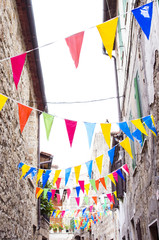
[43,188,49,199]
[89,179,97,192]
[84,196,89,205]
[43,112,54,140]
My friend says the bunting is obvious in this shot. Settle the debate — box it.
[116,169,125,181]
[53,170,61,185]
[57,194,61,204]
[74,165,81,184]
[36,169,44,184]
[10,53,26,89]
[96,18,118,58]
[119,137,133,159]
[131,118,148,136]
[84,183,90,196]
[65,119,77,147]
[67,188,71,199]
[84,122,96,148]
[100,123,111,148]
[90,179,97,193]
[42,170,51,188]
[85,160,93,179]
[95,179,99,191]
[20,164,30,179]
[122,164,130,175]
[108,173,116,186]
[0,94,8,111]
[76,186,81,198]
[65,31,84,68]
[99,177,107,190]
[18,103,32,133]
[65,168,71,186]
[118,121,134,141]
[47,191,52,202]
[143,115,157,136]
[132,129,143,146]
[108,146,115,165]
[43,112,54,140]
[51,189,56,200]
[56,178,62,189]
[43,189,49,199]
[36,187,43,199]
[78,180,85,193]
[75,197,80,206]
[95,154,103,175]
[92,196,97,205]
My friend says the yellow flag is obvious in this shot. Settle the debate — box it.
[108,173,116,186]
[151,115,155,126]
[56,210,60,217]
[20,164,30,179]
[36,169,44,184]
[97,17,118,58]
[95,154,103,175]
[120,137,133,159]
[84,183,90,195]
[36,188,44,199]
[131,119,148,136]
[100,123,111,148]
[53,169,61,185]
[0,94,8,111]
[74,165,81,184]
[113,191,119,200]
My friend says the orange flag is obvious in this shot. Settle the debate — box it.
[18,103,32,133]
[95,179,99,191]
[92,196,97,205]
[100,177,107,190]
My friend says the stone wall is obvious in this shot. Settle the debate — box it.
[0,1,44,239]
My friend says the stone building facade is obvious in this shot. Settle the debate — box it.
[114,0,159,239]
[0,1,47,240]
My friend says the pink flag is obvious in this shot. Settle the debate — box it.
[11,53,27,89]
[75,197,80,206]
[122,164,130,175]
[78,180,85,193]
[90,205,93,212]
[112,172,118,182]
[51,189,56,200]
[56,178,61,189]
[65,31,84,68]
[57,194,61,204]
[106,193,112,202]
[67,188,71,199]
[61,210,65,218]
[65,119,77,147]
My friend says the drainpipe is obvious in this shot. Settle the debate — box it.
[37,112,41,231]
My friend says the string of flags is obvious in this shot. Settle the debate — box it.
[0,2,154,89]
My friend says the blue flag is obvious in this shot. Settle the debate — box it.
[18,162,24,172]
[116,169,125,181]
[65,167,71,186]
[143,115,157,136]
[118,121,134,141]
[82,207,87,216]
[108,146,116,165]
[84,122,96,148]
[132,129,143,146]
[42,170,51,188]
[31,169,37,179]
[47,191,52,202]
[24,167,36,179]
[132,2,153,40]
[85,160,93,179]
[76,186,81,197]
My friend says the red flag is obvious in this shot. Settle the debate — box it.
[100,177,107,190]
[95,179,99,191]
[106,193,112,202]
[65,31,84,68]
[122,164,130,175]
[75,197,80,206]
[78,180,85,193]
[11,53,27,89]
[57,194,61,204]
[67,188,71,199]
[18,103,32,133]
[65,119,77,147]
[56,178,61,189]
[51,189,56,200]
[92,196,97,205]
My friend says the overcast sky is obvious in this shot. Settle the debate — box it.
[32,0,119,169]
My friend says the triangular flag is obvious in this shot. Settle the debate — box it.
[132,129,143,146]
[36,169,44,184]
[76,186,81,198]
[108,173,116,186]
[104,176,108,187]
[112,171,118,182]
[85,160,93,179]
[99,177,107,190]
[78,180,85,193]
[65,31,84,68]
[67,188,71,199]
[95,154,103,175]
[116,169,125,181]
[108,146,115,165]
[82,208,87,216]
[56,178,62,189]
[43,189,49,199]
[18,162,24,170]
[120,137,133,159]
[143,115,157,136]
[84,183,90,196]
[111,194,115,204]
[84,122,96,148]
[31,169,37,180]
[90,205,93,212]
[118,122,134,141]
[151,115,155,126]
[113,191,119,200]
[122,164,130,175]
[131,119,148,136]
[23,167,36,179]
[36,187,43,199]
[53,169,61,185]
[56,210,60,217]
[11,53,27,89]
[51,189,56,200]
[57,194,61,204]
[95,179,99,191]
[96,18,118,58]
[18,103,32,133]
[100,123,111,148]
[0,94,8,111]
[92,196,97,205]
[42,170,51,188]
[90,179,97,192]
[47,191,52,202]
[65,119,77,147]
[74,165,81,184]
[106,193,112,202]
[132,2,153,40]
[65,167,71,186]
[43,112,54,140]
[20,164,30,179]
[61,210,65,218]
[75,197,80,206]
[59,189,64,199]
